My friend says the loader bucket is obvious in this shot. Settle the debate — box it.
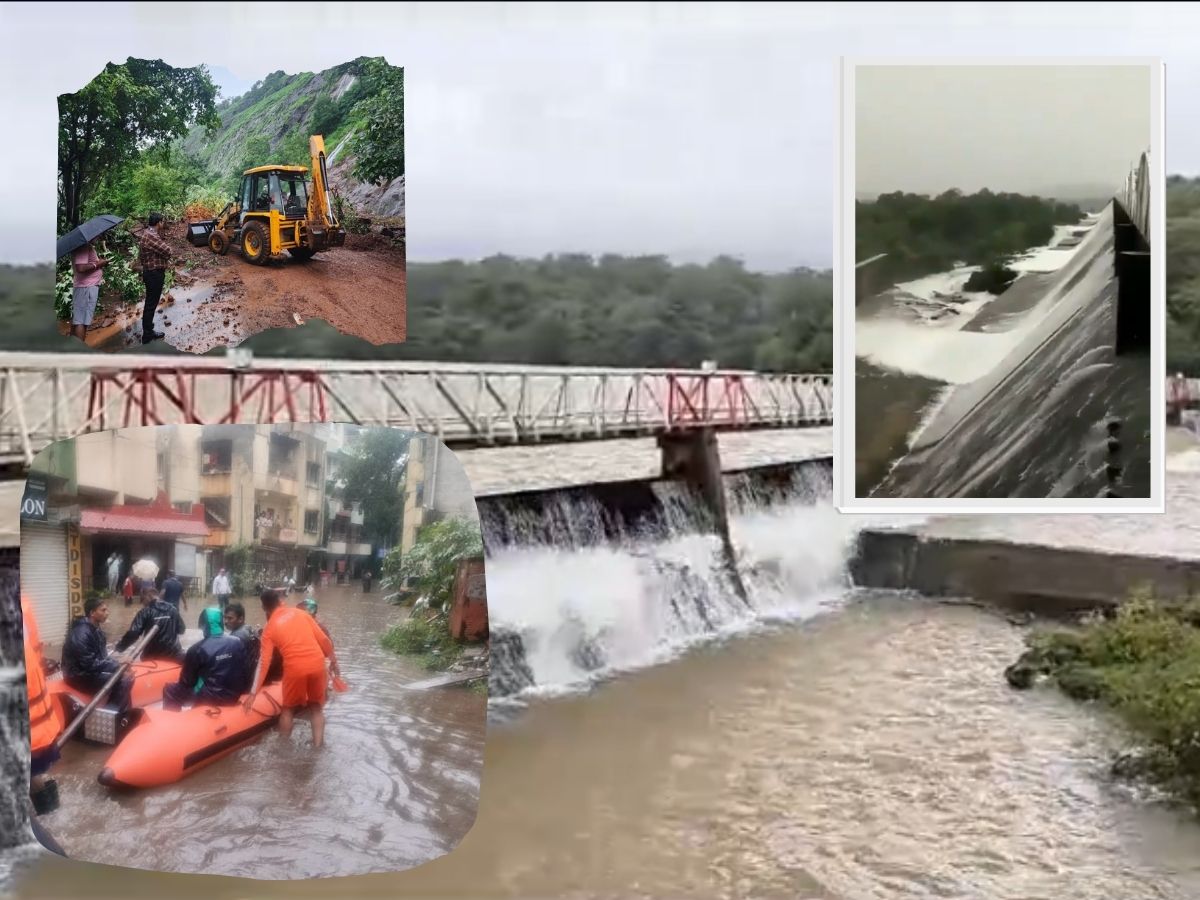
[186,220,216,247]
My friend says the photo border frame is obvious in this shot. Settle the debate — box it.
[834,56,1166,514]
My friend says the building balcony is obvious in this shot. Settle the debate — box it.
[201,472,233,497]
[256,471,299,497]
[256,523,298,544]
[328,540,347,555]
[350,542,373,556]
[203,529,234,548]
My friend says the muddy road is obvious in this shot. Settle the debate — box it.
[65,226,406,354]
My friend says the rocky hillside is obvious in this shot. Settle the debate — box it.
[182,58,404,220]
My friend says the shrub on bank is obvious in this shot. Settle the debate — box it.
[963,261,1019,294]
[1007,592,1200,808]
[381,614,463,672]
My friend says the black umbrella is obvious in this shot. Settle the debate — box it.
[56,214,124,260]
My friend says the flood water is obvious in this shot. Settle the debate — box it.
[12,592,1200,898]
[32,585,485,880]
[8,431,1200,896]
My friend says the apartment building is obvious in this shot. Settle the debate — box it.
[399,436,478,556]
[198,425,327,581]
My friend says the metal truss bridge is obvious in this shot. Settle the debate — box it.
[0,352,833,467]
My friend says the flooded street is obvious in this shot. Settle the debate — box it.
[35,585,484,880]
[13,593,1200,898]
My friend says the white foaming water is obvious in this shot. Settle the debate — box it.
[486,499,876,698]
[856,319,1023,384]
[857,215,1098,384]
[1008,222,1090,274]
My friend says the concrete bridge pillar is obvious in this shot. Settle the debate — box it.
[658,428,750,606]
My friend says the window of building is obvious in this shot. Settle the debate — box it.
[201,440,233,474]
[173,501,192,515]
[307,461,321,485]
[305,509,319,533]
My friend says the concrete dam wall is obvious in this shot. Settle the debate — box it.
[872,199,1151,499]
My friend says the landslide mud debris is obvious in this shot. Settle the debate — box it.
[73,222,406,354]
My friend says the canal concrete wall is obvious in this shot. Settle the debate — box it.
[851,527,1200,617]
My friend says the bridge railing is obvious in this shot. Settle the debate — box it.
[1119,150,1151,243]
[0,354,834,466]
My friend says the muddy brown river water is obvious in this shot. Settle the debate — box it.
[29,586,485,881]
[9,593,1200,898]
[5,432,1200,896]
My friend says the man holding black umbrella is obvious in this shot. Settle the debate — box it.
[135,212,172,344]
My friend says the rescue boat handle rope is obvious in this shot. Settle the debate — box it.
[201,692,283,718]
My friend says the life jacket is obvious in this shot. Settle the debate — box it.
[22,595,64,754]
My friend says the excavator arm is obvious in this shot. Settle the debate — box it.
[307,135,344,248]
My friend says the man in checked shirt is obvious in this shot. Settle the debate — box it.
[136,212,173,344]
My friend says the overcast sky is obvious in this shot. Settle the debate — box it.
[0,2,1195,269]
[856,64,1153,198]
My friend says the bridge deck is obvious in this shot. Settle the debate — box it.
[0,353,833,466]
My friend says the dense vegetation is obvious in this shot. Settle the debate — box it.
[857,189,1085,285]
[1166,175,1200,373]
[380,517,485,672]
[56,57,404,321]
[10,178,1197,373]
[336,428,411,548]
[1006,592,1200,811]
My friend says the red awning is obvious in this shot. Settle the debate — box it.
[80,491,210,538]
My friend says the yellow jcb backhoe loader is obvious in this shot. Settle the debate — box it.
[187,135,346,264]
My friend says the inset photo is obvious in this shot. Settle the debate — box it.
[56,57,405,353]
[20,425,485,879]
[837,59,1163,511]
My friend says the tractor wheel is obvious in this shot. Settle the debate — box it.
[288,247,316,261]
[209,231,229,256]
[241,221,269,266]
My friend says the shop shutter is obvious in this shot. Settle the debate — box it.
[19,522,70,647]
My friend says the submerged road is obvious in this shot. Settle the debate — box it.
[33,586,484,880]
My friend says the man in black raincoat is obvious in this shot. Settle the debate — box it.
[163,607,248,710]
[62,598,132,711]
[115,586,186,663]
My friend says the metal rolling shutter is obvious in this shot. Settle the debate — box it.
[19,522,70,647]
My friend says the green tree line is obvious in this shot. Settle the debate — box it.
[14,179,1198,373]
[59,56,403,233]
[857,188,1085,285]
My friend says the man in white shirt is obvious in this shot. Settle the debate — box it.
[212,568,233,613]
[106,553,121,595]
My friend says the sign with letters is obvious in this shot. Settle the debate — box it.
[67,523,83,622]
[20,474,47,521]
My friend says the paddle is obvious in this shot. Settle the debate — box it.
[54,623,160,750]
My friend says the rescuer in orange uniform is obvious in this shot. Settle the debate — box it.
[22,594,65,821]
[244,588,341,748]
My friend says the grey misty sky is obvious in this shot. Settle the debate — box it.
[856,65,1152,197]
[0,2,1194,269]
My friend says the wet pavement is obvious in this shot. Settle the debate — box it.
[67,227,406,355]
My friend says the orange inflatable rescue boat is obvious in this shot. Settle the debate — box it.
[47,658,182,712]
[99,683,285,789]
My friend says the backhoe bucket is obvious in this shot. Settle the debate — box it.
[186,220,216,247]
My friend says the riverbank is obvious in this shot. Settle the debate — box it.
[1007,594,1200,811]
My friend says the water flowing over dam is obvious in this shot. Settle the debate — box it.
[873,203,1150,498]
[481,461,852,703]
[858,152,1153,500]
